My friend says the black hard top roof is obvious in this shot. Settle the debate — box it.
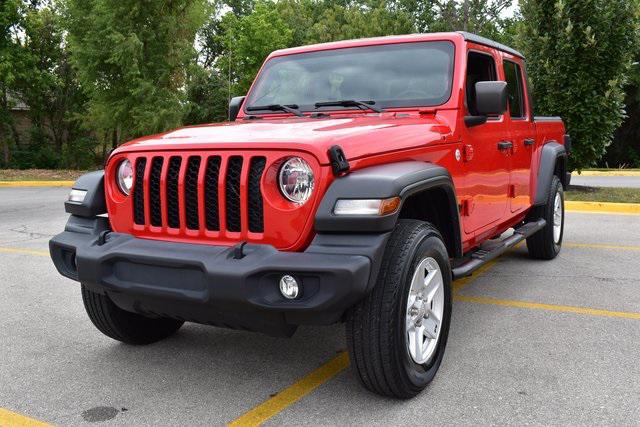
[457,31,524,59]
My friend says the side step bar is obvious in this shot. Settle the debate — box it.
[452,218,546,280]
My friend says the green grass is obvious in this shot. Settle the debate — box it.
[566,186,640,203]
[0,169,86,181]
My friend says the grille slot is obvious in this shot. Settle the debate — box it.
[149,157,163,226]
[133,158,147,225]
[184,156,201,230]
[225,156,243,232]
[248,157,266,233]
[132,153,266,236]
[204,156,221,231]
[166,156,182,229]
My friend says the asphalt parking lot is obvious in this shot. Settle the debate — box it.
[1,187,639,426]
[571,174,640,188]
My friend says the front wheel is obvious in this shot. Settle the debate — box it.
[81,285,184,345]
[346,220,452,399]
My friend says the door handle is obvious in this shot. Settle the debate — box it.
[524,138,535,146]
[498,141,513,151]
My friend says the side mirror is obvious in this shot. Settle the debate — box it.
[229,96,246,121]
[475,81,507,116]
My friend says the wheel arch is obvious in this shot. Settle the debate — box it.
[534,141,568,206]
[314,161,463,259]
[398,186,461,259]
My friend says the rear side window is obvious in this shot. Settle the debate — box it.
[503,60,525,118]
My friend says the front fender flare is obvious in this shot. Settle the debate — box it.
[314,161,462,258]
[65,171,107,218]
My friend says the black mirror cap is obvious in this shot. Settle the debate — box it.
[464,115,488,128]
[475,81,508,116]
[229,96,246,121]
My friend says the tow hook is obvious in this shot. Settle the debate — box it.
[233,241,248,259]
[97,230,110,246]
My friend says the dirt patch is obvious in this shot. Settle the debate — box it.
[0,169,87,181]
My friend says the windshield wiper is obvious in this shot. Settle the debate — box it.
[314,100,383,113]
[246,104,305,117]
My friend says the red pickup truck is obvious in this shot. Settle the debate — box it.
[51,32,569,398]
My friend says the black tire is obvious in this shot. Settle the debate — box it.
[81,285,184,345]
[346,219,452,399]
[526,175,564,260]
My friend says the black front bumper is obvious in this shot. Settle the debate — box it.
[50,216,389,337]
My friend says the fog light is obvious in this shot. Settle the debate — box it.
[279,275,299,299]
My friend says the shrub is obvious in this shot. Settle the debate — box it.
[518,0,639,170]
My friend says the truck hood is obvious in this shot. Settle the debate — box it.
[114,113,453,164]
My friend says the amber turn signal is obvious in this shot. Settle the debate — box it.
[333,197,401,216]
[378,197,401,215]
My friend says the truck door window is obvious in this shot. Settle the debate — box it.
[503,60,525,119]
[466,51,497,116]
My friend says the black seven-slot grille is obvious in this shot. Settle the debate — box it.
[133,154,267,234]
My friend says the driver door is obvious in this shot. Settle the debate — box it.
[460,48,511,235]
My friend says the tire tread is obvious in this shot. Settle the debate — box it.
[527,175,563,260]
[81,285,183,345]
[347,219,450,398]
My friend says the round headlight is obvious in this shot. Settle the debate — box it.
[116,159,134,195]
[278,157,314,204]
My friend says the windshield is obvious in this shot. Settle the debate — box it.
[245,41,455,113]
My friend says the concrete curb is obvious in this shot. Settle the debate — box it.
[577,170,640,177]
[565,201,640,215]
[0,181,75,187]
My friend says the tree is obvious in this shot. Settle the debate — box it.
[184,65,230,125]
[397,0,516,44]
[305,1,415,44]
[518,0,639,170]
[604,49,640,168]
[0,0,28,165]
[15,4,90,168]
[191,0,523,124]
[62,0,207,147]
[221,1,294,97]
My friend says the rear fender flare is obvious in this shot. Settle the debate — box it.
[534,142,568,206]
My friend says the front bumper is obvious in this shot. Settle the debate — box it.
[50,216,388,337]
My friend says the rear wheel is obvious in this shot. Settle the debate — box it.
[346,220,452,398]
[81,285,184,345]
[526,175,564,260]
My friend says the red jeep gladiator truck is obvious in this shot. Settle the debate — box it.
[50,32,569,398]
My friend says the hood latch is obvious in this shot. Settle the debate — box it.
[328,145,350,176]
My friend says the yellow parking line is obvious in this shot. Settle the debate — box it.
[0,408,51,427]
[565,201,640,215]
[229,256,502,426]
[452,259,499,293]
[0,247,49,257]
[1,234,636,426]
[228,351,349,427]
[0,180,74,187]
[455,294,640,320]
